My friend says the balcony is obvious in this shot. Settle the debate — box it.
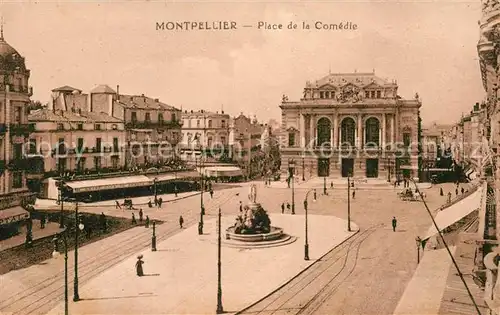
[9,123,35,135]
[126,120,183,129]
[8,158,29,170]
[25,156,44,175]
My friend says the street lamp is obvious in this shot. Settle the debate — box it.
[73,199,84,302]
[152,221,157,251]
[58,178,65,228]
[302,154,305,181]
[303,189,317,260]
[387,158,391,182]
[198,156,205,235]
[52,233,68,315]
[288,159,296,215]
[347,173,352,232]
[323,176,327,195]
[216,206,223,314]
[153,177,158,204]
[416,236,422,264]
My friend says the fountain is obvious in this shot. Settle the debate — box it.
[225,184,294,247]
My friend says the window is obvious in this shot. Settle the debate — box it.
[158,113,164,124]
[112,124,117,130]
[172,113,176,122]
[131,112,137,123]
[221,120,226,128]
[94,124,101,130]
[377,90,381,98]
[320,91,325,99]
[331,91,335,99]
[403,133,411,147]
[341,117,356,147]
[28,138,37,155]
[365,117,380,147]
[288,132,295,146]
[111,156,119,169]
[12,171,23,189]
[208,120,212,128]
[113,138,119,152]
[13,143,23,159]
[57,158,67,173]
[17,78,22,92]
[96,138,102,153]
[57,138,66,155]
[77,123,83,130]
[77,157,86,172]
[208,136,213,147]
[317,117,332,146]
[365,91,370,98]
[57,123,64,130]
[145,112,151,123]
[221,136,226,145]
[14,107,21,123]
[93,156,101,170]
[197,120,200,128]
[77,138,84,152]
[370,91,376,98]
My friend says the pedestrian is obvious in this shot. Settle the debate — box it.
[392,216,397,232]
[352,190,355,199]
[158,197,163,208]
[239,201,243,212]
[179,215,184,229]
[331,182,333,188]
[40,214,46,229]
[139,209,143,222]
[281,202,285,214]
[135,255,144,277]
[174,186,178,198]
[210,189,214,199]
[461,187,465,194]
[148,200,153,208]
[145,216,150,228]
[393,181,397,188]
[447,192,452,203]
[286,202,290,212]
[115,200,121,209]
[440,187,443,196]
[132,213,137,224]
[455,188,458,196]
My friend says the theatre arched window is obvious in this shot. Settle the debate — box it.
[340,117,356,148]
[316,117,331,147]
[365,117,380,148]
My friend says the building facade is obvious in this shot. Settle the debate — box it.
[51,84,182,169]
[229,113,266,161]
[180,110,230,161]
[0,28,35,228]
[280,71,421,179]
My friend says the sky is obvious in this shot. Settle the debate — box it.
[1,0,485,125]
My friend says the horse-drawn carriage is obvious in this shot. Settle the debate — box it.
[397,188,422,201]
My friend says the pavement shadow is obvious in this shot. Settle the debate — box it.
[81,294,157,301]
[143,273,160,276]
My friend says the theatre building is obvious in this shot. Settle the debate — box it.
[280,71,421,179]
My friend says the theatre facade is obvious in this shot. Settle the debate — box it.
[279,71,421,179]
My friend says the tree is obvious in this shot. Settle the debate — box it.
[27,100,46,111]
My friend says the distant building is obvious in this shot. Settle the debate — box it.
[229,113,266,161]
[0,28,36,232]
[180,109,230,161]
[280,71,421,179]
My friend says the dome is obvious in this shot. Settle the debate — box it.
[0,38,18,58]
[0,30,26,71]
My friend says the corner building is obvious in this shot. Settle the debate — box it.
[280,71,421,179]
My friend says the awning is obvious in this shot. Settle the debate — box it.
[66,175,153,193]
[149,171,201,183]
[423,187,483,240]
[0,206,30,226]
[202,166,243,177]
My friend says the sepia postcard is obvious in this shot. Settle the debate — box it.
[0,1,495,315]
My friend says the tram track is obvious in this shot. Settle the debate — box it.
[1,190,236,315]
[237,223,382,315]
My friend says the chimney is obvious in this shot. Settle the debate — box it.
[191,110,193,113]
[154,98,159,102]
[116,85,120,100]
[221,110,224,114]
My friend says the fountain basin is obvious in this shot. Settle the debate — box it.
[226,226,284,242]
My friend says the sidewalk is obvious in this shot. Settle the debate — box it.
[267,177,433,190]
[0,220,64,251]
[47,214,358,315]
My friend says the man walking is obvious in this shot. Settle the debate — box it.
[139,209,143,222]
[352,189,355,199]
[281,202,285,214]
[461,187,465,194]
[158,197,163,208]
[286,202,290,213]
[392,216,397,232]
[179,215,184,229]
[132,213,137,224]
[239,201,243,213]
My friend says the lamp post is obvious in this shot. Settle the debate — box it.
[303,189,317,261]
[387,158,391,182]
[302,155,305,181]
[52,233,68,315]
[416,236,422,264]
[323,176,327,195]
[289,159,296,215]
[73,199,84,302]
[153,177,158,204]
[216,206,224,314]
[58,178,65,228]
[199,156,205,234]
[152,221,157,251]
[347,173,352,232]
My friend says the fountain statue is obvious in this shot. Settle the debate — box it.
[233,184,271,234]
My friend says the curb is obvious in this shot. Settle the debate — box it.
[234,225,361,314]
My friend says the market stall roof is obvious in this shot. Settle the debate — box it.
[202,166,243,177]
[0,206,30,226]
[65,175,153,193]
[149,171,201,182]
[423,187,483,241]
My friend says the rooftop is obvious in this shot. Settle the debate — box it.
[52,85,82,93]
[117,94,179,111]
[28,109,122,123]
[91,84,116,94]
[307,71,397,89]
